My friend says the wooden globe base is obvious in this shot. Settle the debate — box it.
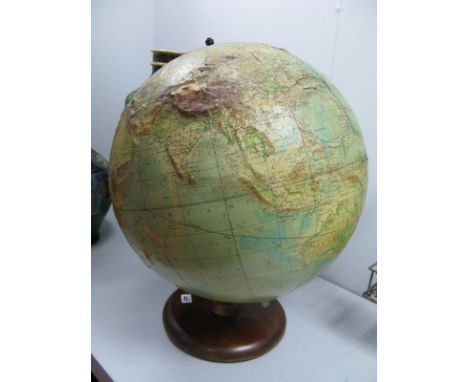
[162,289,286,363]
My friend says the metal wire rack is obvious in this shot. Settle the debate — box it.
[362,262,377,303]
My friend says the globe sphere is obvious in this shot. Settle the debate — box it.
[109,42,367,303]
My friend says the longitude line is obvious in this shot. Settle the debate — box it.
[173,173,225,295]
[136,153,187,284]
[206,112,255,299]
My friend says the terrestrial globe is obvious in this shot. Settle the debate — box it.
[110,42,367,303]
[109,42,367,361]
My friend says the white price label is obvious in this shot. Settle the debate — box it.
[180,294,192,304]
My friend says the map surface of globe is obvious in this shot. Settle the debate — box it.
[110,43,367,303]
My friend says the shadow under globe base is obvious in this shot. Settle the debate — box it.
[163,289,286,362]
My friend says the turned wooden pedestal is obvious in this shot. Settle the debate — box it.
[163,289,286,363]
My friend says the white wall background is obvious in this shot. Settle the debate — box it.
[92,0,376,295]
[92,0,154,159]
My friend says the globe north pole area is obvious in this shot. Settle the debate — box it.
[109,42,367,303]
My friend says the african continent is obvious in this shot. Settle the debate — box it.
[109,42,367,303]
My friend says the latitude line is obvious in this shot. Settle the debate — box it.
[131,147,365,184]
[128,198,355,241]
[125,156,367,209]
[141,206,321,240]
[120,192,252,211]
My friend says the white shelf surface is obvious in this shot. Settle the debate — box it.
[92,211,376,382]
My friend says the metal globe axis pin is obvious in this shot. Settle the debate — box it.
[162,289,286,362]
